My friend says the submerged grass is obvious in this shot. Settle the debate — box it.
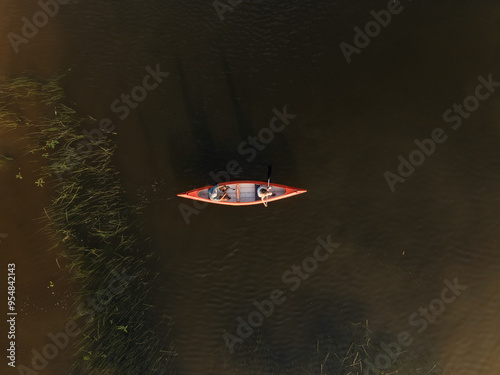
[220,321,443,375]
[0,73,175,374]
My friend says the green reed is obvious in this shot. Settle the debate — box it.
[0,73,175,374]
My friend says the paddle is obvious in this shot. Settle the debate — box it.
[265,165,272,207]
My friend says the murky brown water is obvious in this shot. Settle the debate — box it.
[2,0,500,374]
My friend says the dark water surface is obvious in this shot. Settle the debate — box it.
[2,0,500,374]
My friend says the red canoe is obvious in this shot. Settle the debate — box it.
[177,181,307,206]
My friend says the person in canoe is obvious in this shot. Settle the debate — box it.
[257,186,273,207]
[209,184,230,201]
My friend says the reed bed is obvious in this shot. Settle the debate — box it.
[0,73,175,374]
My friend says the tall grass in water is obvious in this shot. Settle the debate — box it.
[219,321,443,374]
[0,73,175,374]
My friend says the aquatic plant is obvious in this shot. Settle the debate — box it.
[0,73,176,374]
[35,177,45,187]
[219,320,443,374]
[0,154,13,169]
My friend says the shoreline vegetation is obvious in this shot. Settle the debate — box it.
[0,73,176,374]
